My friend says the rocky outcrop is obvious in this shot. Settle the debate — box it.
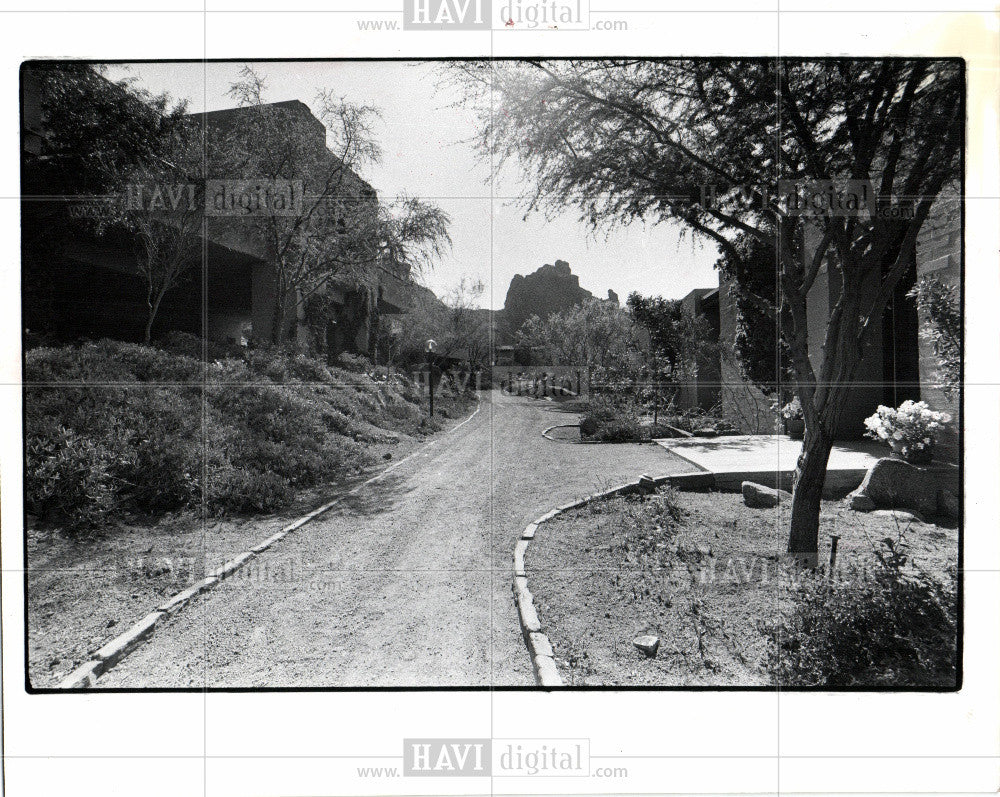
[501,259,594,336]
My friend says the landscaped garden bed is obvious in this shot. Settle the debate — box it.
[526,488,958,688]
[579,397,734,443]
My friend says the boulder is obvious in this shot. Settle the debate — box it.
[742,481,792,509]
[938,489,960,520]
[846,491,876,512]
[854,457,947,516]
[632,635,660,658]
[871,508,925,524]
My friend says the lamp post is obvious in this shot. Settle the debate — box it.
[425,339,437,417]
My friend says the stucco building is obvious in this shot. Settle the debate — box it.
[680,202,961,449]
[21,65,411,358]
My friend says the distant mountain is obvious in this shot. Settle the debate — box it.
[501,260,595,339]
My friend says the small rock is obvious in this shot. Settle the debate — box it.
[742,481,791,509]
[937,489,960,519]
[695,543,713,558]
[638,474,657,493]
[383,452,392,460]
[847,491,876,512]
[633,634,660,658]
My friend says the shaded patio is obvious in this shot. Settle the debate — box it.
[653,434,886,495]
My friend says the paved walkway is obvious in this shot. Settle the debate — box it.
[97,389,693,688]
[654,434,884,493]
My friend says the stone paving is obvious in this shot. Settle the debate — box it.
[653,434,885,493]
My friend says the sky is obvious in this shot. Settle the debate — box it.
[105,61,720,310]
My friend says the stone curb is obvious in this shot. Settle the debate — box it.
[513,469,712,689]
[541,423,601,444]
[57,396,484,690]
[542,424,700,446]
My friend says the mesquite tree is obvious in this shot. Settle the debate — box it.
[119,123,206,343]
[215,66,451,345]
[452,59,962,561]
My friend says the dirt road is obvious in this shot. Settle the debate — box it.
[99,389,691,687]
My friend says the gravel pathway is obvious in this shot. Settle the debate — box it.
[99,389,692,687]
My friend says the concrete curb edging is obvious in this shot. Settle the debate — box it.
[542,424,698,446]
[514,469,711,688]
[541,423,601,444]
[57,396,483,690]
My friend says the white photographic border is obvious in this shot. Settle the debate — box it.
[1,2,997,795]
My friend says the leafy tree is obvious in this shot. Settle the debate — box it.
[22,63,189,337]
[714,233,792,393]
[907,276,960,397]
[452,59,962,562]
[111,121,208,343]
[440,276,491,369]
[390,277,492,370]
[23,63,187,197]
[627,292,715,380]
[213,66,451,345]
[516,299,640,395]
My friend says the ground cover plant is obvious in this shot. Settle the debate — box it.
[25,337,473,532]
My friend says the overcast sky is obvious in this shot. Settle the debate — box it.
[105,61,719,310]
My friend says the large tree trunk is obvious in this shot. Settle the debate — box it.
[270,297,286,346]
[787,420,834,567]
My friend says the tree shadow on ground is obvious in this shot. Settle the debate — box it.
[336,472,414,516]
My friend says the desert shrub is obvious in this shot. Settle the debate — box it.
[159,330,240,362]
[336,352,374,374]
[768,540,958,687]
[580,397,640,442]
[24,340,466,531]
[25,423,116,530]
[205,467,293,514]
[610,488,684,567]
[25,339,204,383]
[25,383,202,530]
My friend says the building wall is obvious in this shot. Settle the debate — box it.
[677,288,721,413]
[718,279,778,434]
[22,69,398,355]
[716,206,960,446]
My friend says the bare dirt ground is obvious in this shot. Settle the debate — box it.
[527,490,959,687]
[35,389,691,688]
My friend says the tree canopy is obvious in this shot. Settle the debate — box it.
[452,58,962,559]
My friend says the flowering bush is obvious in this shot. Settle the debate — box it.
[863,400,951,461]
[780,396,803,420]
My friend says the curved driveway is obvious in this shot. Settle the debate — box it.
[100,389,690,688]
